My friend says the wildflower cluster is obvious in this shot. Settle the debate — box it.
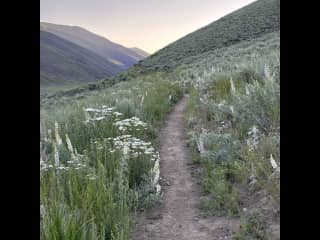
[40,122,94,179]
[113,117,148,132]
[84,106,123,123]
[83,105,160,193]
[108,134,161,194]
[109,135,157,159]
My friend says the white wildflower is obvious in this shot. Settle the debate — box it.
[47,129,52,142]
[230,77,236,94]
[85,108,97,112]
[197,135,205,155]
[40,205,46,217]
[247,125,259,151]
[119,126,126,131]
[87,174,97,180]
[245,85,250,95]
[132,152,139,158]
[123,143,130,156]
[113,112,123,116]
[152,158,160,187]
[230,105,235,114]
[84,106,117,122]
[156,184,161,195]
[251,126,258,135]
[54,121,62,145]
[53,143,59,166]
[57,165,68,170]
[65,134,79,162]
[40,160,49,172]
[95,116,105,121]
[264,64,273,81]
[217,101,225,109]
[114,117,147,132]
[65,134,73,153]
[270,154,278,169]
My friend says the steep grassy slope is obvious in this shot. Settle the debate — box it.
[182,34,280,239]
[139,0,279,70]
[40,1,279,239]
[41,22,148,69]
[40,31,123,89]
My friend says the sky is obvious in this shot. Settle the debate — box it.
[40,0,256,54]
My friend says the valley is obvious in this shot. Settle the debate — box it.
[40,1,280,239]
[40,22,149,93]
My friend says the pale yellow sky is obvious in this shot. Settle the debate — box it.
[41,0,256,53]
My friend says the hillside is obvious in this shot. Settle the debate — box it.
[130,47,150,58]
[41,22,148,69]
[40,30,124,92]
[139,0,280,71]
[41,0,280,102]
[40,1,280,239]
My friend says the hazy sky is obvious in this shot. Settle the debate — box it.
[40,0,256,53]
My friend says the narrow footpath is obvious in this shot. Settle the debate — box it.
[134,97,239,240]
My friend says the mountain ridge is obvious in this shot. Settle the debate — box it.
[40,30,121,89]
[40,22,149,69]
[40,22,149,92]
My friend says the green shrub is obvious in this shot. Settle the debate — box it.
[233,212,269,240]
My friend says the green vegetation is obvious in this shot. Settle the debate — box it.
[139,0,279,71]
[40,73,183,239]
[41,32,280,238]
[184,32,279,237]
[40,67,142,105]
[234,212,269,240]
[40,1,280,239]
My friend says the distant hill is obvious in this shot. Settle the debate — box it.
[130,48,150,58]
[139,0,280,70]
[41,22,148,70]
[40,30,122,90]
[40,23,149,93]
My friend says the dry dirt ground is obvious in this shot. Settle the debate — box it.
[133,97,240,240]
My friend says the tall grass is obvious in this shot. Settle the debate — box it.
[183,38,279,237]
[40,73,183,239]
[40,29,279,239]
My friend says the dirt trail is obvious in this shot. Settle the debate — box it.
[133,97,239,240]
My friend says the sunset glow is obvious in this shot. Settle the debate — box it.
[41,0,256,53]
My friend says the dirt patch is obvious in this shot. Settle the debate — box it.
[240,189,280,240]
[133,97,239,240]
